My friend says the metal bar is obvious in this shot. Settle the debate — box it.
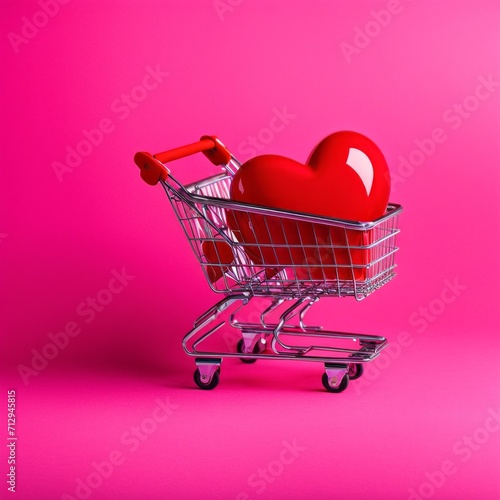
[175,175,402,231]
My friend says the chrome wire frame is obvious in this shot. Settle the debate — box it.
[161,158,401,371]
[182,294,387,366]
[162,169,401,301]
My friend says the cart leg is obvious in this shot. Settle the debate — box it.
[236,333,267,364]
[322,363,349,393]
[183,294,249,356]
[271,298,310,354]
[359,339,387,353]
[194,358,222,390]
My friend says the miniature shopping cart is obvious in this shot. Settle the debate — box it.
[134,136,402,393]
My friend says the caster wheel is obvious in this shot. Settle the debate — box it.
[237,339,261,364]
[322,372,349,393]
[348,363,364,380]
[194,368,220,390]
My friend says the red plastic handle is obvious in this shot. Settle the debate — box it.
[134,151,169,186]
[134,136,231,186]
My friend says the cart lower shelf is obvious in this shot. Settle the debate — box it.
[183,294,387,393]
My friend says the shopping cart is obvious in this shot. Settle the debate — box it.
[134,136,402,393]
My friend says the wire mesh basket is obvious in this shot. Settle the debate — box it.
[165,172,401,300]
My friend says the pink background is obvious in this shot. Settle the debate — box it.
[1,0,499,499]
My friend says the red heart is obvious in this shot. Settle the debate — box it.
[228,131,391,281]
[202,239,234,283]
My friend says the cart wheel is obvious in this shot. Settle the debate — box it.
[237,339,261,364]
[194,368,220,390]
[322,372,349,393]
[348,363,364,380]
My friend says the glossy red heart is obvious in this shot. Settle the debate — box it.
[228,131,391,281]
[202,239,234,283]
